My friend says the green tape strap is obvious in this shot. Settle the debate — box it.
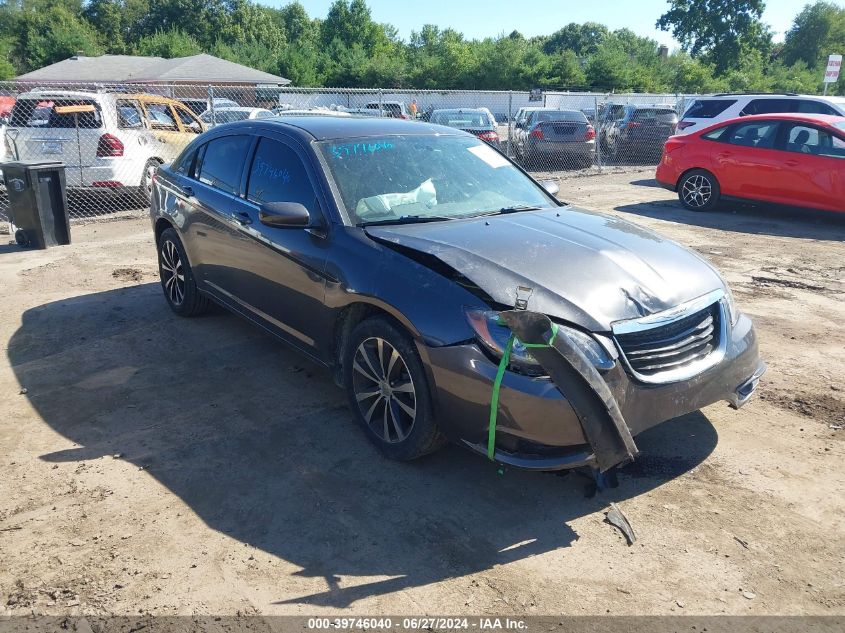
[487,323,559,461]
[488,333,515,460]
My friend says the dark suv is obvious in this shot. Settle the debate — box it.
[600,105,678,160]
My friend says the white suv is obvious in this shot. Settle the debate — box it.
[4,89,205,200]
[677,93,845,135]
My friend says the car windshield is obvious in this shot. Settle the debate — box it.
[202,110,251,123]
[318,135,555,225]
[836,121,845,132]
[430,111,488,127]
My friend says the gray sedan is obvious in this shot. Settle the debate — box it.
[150,116,764,473]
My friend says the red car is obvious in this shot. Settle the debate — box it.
[656,113,845,213]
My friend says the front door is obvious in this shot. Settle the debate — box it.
[224,135,333,358]
[773,121,845,211]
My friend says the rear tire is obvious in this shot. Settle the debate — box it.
[343,317,445,461]
[157,228,211,317]
[678,169,720,212]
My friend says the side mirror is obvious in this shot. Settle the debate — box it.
[259,201,311,228]
[540,180,559,196]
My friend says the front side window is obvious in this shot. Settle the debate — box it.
[727,121,779,149]
[741,99,792,116]
[781,123,845,159]
[145,103,177,130]
[174,105,202,133]
[319,134,555,225]
[246,138,315,207]
[198,135,252,195]
[794,100,838,115]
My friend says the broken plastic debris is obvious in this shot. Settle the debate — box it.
[605,502,636,545]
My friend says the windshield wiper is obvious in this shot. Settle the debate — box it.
[358,214,457,227]
[466,205,545,218]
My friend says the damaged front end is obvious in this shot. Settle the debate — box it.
[424,291,765,473]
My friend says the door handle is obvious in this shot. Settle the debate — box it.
[785,160,799,167]
[232,211,252,225]
[181,185,194,197]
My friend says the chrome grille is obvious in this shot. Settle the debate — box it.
[612,291,727,384]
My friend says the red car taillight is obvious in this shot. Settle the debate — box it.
[529,127,544,140]
[477,131,499,142]
[663,137,686,154]
[676,121,695,130]
[584,125,596,141]
[97,133,124,157]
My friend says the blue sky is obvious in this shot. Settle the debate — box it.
[267,0,829,47]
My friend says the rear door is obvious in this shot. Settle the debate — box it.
[7,97,104,187]
[773,121,845,211]
[710,119,783,200]
[184,133,256,290]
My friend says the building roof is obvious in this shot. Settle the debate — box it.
[16,54,290,85]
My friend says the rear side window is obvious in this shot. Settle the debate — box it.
[246,137,315,208]
[727,121,779,149]
[702,126,729,141]
[683,99,736,119]
[10,98,102,128]
[117,100,144,128]
[199,135,252,195]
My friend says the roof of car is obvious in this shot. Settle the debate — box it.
[246,116,464,141]
[724,113,845,123]
[696,112,845,133]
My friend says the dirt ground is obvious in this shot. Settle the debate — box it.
[0,169,843,617]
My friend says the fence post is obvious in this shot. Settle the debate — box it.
[378,88,383,116]
[208,85,216,126]
[507,91,513,158]
[595,95,602,171]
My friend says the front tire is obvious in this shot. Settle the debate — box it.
[344,317,445,461]
[157,228,211,317]
[678,169,720,211]
[140,159,160,203]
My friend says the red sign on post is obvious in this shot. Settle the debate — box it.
[824,54,842,83]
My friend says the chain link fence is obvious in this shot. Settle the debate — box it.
[0,81,694,224]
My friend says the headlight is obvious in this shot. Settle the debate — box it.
[465,309,540,371]
[722,282,739,326]
[464,309,615,372]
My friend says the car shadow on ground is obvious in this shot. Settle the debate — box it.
[618,185,845,242]
[8,284,718,608]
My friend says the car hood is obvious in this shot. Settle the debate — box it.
[366,207,724,332]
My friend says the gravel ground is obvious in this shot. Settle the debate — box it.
[0,170,843,617]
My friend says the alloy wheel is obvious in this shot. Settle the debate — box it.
[681,174,712,208]
[352,337,417,443]
[160,240,185,306]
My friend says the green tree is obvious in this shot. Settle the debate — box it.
[656,0,771,74]
[137,28,202,58]
[543,22,609,56]
[781,1,845,69]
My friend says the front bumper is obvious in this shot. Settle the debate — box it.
[425,313,763,470]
